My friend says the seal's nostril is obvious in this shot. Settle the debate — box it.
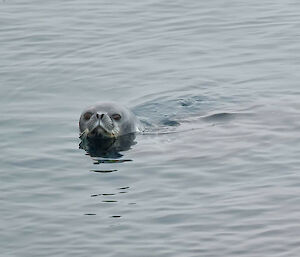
[96,113,104,120]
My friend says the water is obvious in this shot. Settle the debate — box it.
[1,0,300,256]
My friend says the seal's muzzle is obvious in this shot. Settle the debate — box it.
[89,112,119,138]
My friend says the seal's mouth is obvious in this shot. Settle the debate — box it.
[89,113,119,138]
[89,125,116,138]
[80,113,120,140]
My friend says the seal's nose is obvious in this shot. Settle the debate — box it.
[96,113,104,120]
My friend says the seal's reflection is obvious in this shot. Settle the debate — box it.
[79,132,136,158]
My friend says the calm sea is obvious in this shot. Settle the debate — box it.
[1,1,300,256]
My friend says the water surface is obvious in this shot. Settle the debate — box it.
[1,1,300,256]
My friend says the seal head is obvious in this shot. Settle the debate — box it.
[79,102,140,139]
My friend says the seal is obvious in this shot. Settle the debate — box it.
[79,102,142,157]
[79,102,141,140]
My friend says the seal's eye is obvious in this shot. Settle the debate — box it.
[112,113,121,121]
[84,112,93,121]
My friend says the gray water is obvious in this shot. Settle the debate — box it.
[1,1,300,256]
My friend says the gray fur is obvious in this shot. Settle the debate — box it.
[79,102,141,138]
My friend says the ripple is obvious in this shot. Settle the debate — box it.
[90,169,118,173]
